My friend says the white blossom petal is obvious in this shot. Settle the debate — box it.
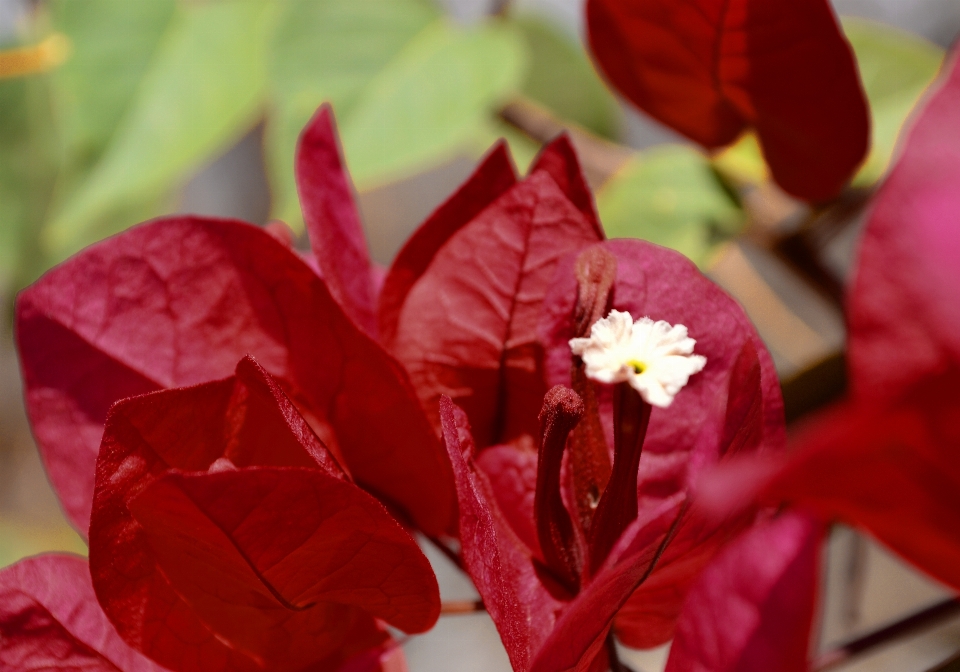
[569,310,706,408]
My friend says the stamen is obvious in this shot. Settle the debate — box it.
[588,382,651,573]
[534,385,584,593]
[567,247,617,533]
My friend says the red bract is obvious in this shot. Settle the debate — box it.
[16,106,454,539]
[441,239,784,671]
[707,45,960,593]
[0,554,166,671]
[87,356,438,671]
[585,0,869,201]
[664,513,821,672]
[382,135,604,448]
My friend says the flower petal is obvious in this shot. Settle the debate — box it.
[848,46,960,399]
[0,554,166,672]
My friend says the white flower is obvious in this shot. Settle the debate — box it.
[569,310,706,408]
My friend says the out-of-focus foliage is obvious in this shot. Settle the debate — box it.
[44,0,273,257]
[513,15,620,139]
[268,2,527,227]
[0,75,57,289]
[1,0,531,288]
[0,517,86,569]
[267,0,438,225]
[6,2,937,295]
[844,18,944,186]
[597,146,743,267]
[712,18,944,191]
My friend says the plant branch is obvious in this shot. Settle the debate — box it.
[814,598,960,670]
[440,599,486,615]
[426,535,466,572]
[929,652,960,672]
[499,97,634,189]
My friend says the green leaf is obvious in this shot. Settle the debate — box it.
[339,20,526,190]
[473,116,541,175]
[0,516,87,570]
[42,0,274,260]
[513,15,620,139]
[49,0,176,186]
[266,0,438,226]
[597,145,744,267]
[843,18,944,186]
[0,74,58,291]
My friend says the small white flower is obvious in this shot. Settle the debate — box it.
[569,310,706,408]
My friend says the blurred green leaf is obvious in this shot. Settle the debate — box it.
[340,20,526,189]
[474,116,541,174]
[843,18,944,186]
[598,145,744,267]
[268,6,526,227]
[0,75,58,291]
[42,0,274,260]
[0,516,86,569]
[267,0,439,225]
[513,15,620,139]
[49,0,176,186]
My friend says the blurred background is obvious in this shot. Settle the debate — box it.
[1,0,959,670]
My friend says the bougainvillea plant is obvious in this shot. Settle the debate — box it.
[1,96,793,670]
[3,0,935,667]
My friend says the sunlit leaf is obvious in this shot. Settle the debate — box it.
[711,132,768,186]
[597,145,744,267]
[0,74,57,290]
[267,0,438,226]
[49,0,176,185]
[42,0,274,260]
[268,7,526,228]
[513,15,620,139]
[844,18,945,186]
[340,20,526,190]
[0,516,86,569]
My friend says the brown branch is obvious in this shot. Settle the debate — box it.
[814,598,960,670]
[929,652,960,672]
[426,535,466,572]
[440,599,486,615]
[499,97,634,189]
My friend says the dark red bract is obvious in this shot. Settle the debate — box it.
[585,0,870,201]
[88,356,438,671]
